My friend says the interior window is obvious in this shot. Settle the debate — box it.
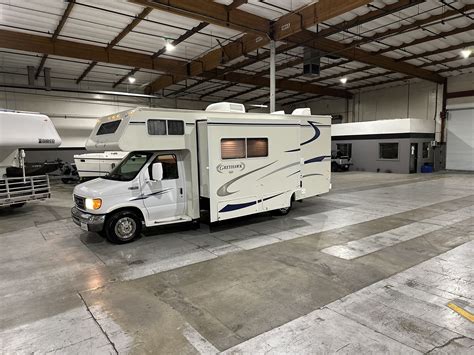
[148,120,166,135]
[336,143,352,158]
[247,138,268,158]
[168,120,184,135]
[379,143,399,160]
[221,138,246,159]
[151,154,178,179]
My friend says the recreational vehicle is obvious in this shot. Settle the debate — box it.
[0,110,61,207]
[71,104,331,243]
[74,151,128,180]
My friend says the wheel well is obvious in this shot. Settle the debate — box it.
[107,206,145,223]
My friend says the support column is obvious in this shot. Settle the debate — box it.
[269,40,276,113]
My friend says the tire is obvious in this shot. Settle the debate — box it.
[104,210,142,244]
[10,203,25,208]
[190,219,200,230]
[331,162,338,172]
[272,198,293,216]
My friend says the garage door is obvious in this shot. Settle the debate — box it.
[446,108,474,171]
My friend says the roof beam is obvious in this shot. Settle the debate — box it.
[144,0,372,93]
[0,29,188,75]
[129,0,269,35]
[288,30,444,83]
[76,6,153,84]
[113,21,208,88]
[35,0,76,79]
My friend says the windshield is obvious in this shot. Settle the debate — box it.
[103,151,152,181]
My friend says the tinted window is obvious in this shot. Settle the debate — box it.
[247,138,268,158]
[221,138,245,159]
[148,120,166,135]
[97,120,121,135]
[168,120,184,135]
[379,143,399,160]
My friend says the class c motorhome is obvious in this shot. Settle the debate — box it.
[71,103,331,243]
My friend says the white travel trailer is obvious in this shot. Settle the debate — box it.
[74,151,128,179]
[0,110,61,207]
[72,104,331,243]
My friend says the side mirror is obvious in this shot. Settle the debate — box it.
[150,162,163,181]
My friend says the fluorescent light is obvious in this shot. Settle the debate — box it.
[165,40,175,52]
[340,77,348,84]
[128,76,136,84]
[461,49,472,59]
[250,104,268,108]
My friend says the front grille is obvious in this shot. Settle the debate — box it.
[74,195,85,210]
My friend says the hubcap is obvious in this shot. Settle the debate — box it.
[114,217,136,240]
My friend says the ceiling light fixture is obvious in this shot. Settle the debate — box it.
[340,77,348,84]
[165,39,175,52]
[128,76,136,84]
[461,49,472,59]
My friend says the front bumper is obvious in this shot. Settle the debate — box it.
[71,206,105,232]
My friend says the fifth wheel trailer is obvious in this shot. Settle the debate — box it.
[71,104,331,243]
[0,110,61,207]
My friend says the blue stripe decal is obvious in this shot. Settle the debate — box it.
[219,192,287,213]
[129,188,172,201]
[287,170,301,177]
[285,121,321,152]
[300,121,321,146]
[305,155,331,164]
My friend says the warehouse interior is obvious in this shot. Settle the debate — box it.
[0,0,473,353]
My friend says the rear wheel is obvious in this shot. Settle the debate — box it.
[104,210,142,244]
[272,196,293,216]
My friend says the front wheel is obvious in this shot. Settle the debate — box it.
[104,210,142,244]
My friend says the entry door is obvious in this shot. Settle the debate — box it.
[409,143,418,173]
[141,153,186,221]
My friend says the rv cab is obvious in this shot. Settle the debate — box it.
[72,104,332,243]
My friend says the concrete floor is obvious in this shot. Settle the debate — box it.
[0,172,473,354]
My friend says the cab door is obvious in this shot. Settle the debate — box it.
[141,153,186,221]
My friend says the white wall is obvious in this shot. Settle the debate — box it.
[287,72,474,142]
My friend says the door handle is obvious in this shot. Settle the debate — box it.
[128,186,139,190]
[179,187,183,195]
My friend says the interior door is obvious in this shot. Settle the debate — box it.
[141,153,186,221]
[409,143,418,173]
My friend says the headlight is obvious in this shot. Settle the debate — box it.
[85,198,102,210]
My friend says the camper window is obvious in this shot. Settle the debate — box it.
[147,120,167,135]
[167,120,184,135]
[247,138,268,158]
[221,139,246,159]
[379,143,399,160]
[97,120,121,135]
[150,154,178,179]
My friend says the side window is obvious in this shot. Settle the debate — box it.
[148,120,166,135]
[247,138,268,158]
[221,138,246,159]
[168,120,184,135]
[379,143,399,160]
[152,154,178,180]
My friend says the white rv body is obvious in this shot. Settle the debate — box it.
[72,106,331,240]
[0,110,61,207]
[74,151,128,179]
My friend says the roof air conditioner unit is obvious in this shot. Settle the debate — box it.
[205,102,246,113]
[292,108,311,116]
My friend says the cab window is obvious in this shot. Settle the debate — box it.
[150,154,178,179]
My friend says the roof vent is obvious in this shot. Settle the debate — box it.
[205,102,246,113]
[292,108,311,116]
